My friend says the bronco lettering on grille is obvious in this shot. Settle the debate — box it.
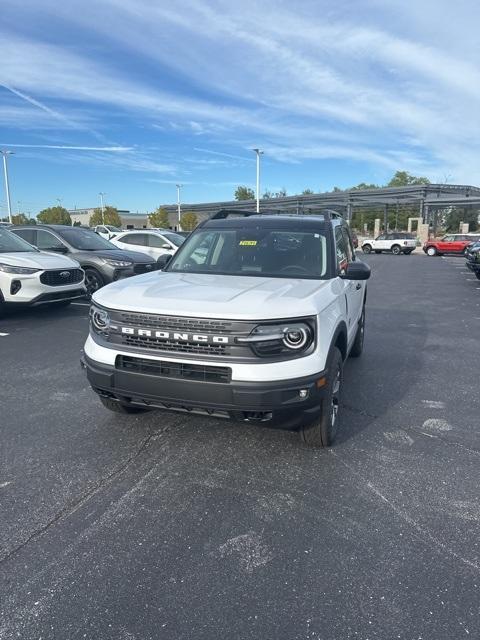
[120,327,229,344]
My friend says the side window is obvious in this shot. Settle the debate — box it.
[148,234,169,248]
[36,230,66,250]
[121,234,148,246]
[13,228,36,245]
[376,234,386,241]
[335,226,349,272]
[443,236,454,242]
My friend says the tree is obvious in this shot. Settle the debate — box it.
[37,206,71,225]
[11,213,30,225]
[234,185,255,200]
[149,207,170,228]
[262,190,274,199]
[89,206,122,227]
[387,171,430,187]
[180,212,198,231]
[351,182,379,190]
[275,188,287,197]
[302,189,314,195]
[445,207,479,232]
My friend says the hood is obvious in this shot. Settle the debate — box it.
[75,249,155,263]
[93,272,340,320]
[0,251,80,269]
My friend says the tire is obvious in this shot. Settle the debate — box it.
[349,308,365,358]
[362,244,372,254]
[426,246,437,256]
[404,250,413,255]
[374,250,381,254]
[391,244,401,255]
[300,347,343,448]
[84,268,105,297]
[99,395,151,414]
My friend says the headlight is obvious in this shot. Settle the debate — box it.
[237,320,314,357]
[90,304,110,334]
[103,258,133,267]
[0,263,40,274]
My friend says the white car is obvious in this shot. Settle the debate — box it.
[0,227,85,314]
[93,225,122,240]
[111,229,185,261]
[362,232,416,255]
[83,210,371,448]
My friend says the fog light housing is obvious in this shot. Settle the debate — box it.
[299,389,309,399]
[10,280,21,295]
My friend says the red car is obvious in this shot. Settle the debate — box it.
[423,233,480,256]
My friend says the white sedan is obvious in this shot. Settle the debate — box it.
[0,227,86,314]
[111,230,185,261]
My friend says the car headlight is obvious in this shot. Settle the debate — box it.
[103,258,133,267]
[90,304,110,334]
[0,263,40,274]
[237,320,314,357]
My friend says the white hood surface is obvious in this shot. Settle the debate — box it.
[93,271,340,320]
[0,251,80,270]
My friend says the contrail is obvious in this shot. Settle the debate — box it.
[0,143,132,152]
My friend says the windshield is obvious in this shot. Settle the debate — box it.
[59,228,117,251]
[0,227,37,253]
[168,228,328,278]
[163,232,185,247]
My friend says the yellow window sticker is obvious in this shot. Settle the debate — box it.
[239,240,257,246]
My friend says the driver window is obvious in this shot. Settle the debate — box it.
[148,234,168,248]
[341,228,354,262]
[376,234,386,240]
[36,230,66,250]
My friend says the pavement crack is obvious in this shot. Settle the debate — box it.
[0,428,165,565]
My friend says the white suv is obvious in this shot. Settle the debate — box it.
[362,232,416,255]
[111,230,185,261]
[0,227,85,314]
[82,210,370,447]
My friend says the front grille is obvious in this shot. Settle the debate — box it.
[40,268,84,286]
[36,289,85,303]
[122,335,227,356]
[119,312,233,333]
[116,355,231,383]
[133,263,156,275]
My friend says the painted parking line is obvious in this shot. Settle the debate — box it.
[71,302,90,306]
[0,332,9,337]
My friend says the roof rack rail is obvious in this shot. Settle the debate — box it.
[210,208,344,221]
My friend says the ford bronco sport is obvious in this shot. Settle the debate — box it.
[82,210,370,447]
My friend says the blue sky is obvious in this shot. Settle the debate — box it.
[1,0,479,216]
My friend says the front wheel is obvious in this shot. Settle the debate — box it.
[362,244,372,254]
[391,244,401,255]
[84,268,105,297]
[300,347,343,448]
[99,395,151,414]
[426,246,437,256]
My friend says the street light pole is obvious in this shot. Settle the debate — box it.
[176,184,182,231]
[252,148,263,213]
[1,150,14,224]
[99,192,106,224]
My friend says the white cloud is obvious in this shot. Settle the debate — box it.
[0,143,132,152]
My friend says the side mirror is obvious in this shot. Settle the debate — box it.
[157,254,172,270]
[47,246,69,253]
[339,261,371,280]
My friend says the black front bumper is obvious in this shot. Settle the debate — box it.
[82,354,328,427]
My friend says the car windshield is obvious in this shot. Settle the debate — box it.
[0,227,38,253]
[168,227,328,279]
[162,232,185,247]
[59,228,117,250]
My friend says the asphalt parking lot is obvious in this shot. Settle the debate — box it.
[1,253,479,640]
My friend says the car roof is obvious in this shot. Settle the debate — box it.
[11,224,93,231]
[119,229,166,233]
[203,214,332,230]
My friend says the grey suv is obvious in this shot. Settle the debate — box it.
[11,225,157,295]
